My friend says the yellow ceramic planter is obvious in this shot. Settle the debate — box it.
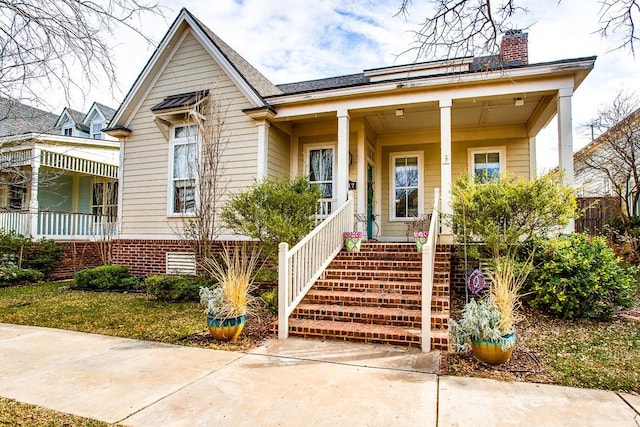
[206,314,246,342]
[470,331,516,365]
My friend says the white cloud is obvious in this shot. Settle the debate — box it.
[44,0,640,173]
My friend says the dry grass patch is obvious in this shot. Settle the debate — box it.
[0,397,119,426]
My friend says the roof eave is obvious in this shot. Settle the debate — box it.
[266,57,597,105]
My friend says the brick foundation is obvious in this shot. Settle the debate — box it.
[51,241,104,280]
[111,239,196,277]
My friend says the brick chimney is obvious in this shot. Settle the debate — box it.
[500,30,528,65]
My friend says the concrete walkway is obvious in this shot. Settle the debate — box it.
[0,323,638,426]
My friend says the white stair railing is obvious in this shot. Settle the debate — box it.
[278,195,354,339]
[421,188,440,352]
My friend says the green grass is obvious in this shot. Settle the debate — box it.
[525,316,640,392]
[0,282,203,344]
[0,396,118,426]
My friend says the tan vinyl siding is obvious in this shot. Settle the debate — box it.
[451,138,530,178]
[378,136,530,239]
[121,30,258,236]
[267,125,290,179]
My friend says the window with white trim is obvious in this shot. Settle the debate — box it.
[307,147,334,199]
[391,153,422,220]
[63,127,73,137]
[469,148,505,182]
[91,121,104,139]
[169,125,198,215]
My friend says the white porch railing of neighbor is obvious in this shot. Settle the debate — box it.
[278,195,354,339]
[0,212,29,236]
[421,188,440,352]
[0,211,116,239]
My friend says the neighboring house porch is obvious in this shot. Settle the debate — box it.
[0,134,119,239]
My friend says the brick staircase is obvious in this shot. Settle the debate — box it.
[283,242,450,350]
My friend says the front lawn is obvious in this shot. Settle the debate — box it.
[447,294,640,394]
[0,282,274,351]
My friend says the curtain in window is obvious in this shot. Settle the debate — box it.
[309,148,333,198]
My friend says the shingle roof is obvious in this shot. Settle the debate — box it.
[273,55,586,96]
[0,98,58,137]
[95,103,116,122]
[186,10,282,98]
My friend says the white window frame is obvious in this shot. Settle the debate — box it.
[91,120,104,139]
[468,146,506,181]
[389,151,423,221]
[304,144,336,198]
[62,127,73,137]
[167,124,199,217]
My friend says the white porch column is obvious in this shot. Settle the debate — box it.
[29,147,41,237]
[557,87,575,232]
[529,136,537,179]
[356,127,366,235]
[440,99,453,236]
[256,120,270,180]
[336,110,350,204]
[290,131,299,177]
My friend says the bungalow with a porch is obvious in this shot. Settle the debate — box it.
[105,8,595,351]
[0,99,119,275]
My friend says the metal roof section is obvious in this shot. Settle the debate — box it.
[150,90,209,113]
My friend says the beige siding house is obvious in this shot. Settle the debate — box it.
[105,8,595,350]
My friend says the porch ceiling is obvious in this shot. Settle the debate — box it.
[349,91,555,135]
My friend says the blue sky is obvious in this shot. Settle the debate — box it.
[59,0,640,171]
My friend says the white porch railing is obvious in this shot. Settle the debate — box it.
[316,198,337,222]
[0,211,116,239]
[421,188,440,352]
[278,195,354,339]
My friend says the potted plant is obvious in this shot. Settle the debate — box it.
[450,257,528,364]
[413,231,429,252]
[343,231,363,252]
[198,244,261,342]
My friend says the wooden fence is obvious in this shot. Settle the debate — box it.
[575,197,618,236]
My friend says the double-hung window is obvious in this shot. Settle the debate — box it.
[169,125,198,215]
[469,148,505,183]
[391,153,422,220]
[91,121,104,139]
[307,147,334,198]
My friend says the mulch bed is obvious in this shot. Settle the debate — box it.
[176,309,277,351]
[445,293,555,383]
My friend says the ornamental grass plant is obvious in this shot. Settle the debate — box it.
[486,256,530,334]
[199,243,263,320]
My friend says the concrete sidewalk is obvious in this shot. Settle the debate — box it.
[0,323,638,426]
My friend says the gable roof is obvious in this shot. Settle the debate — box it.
[83,102,117,126]
[109,8,280,129]
[55,107,89,133]
[187,12,281,98]
[0,98,58,137]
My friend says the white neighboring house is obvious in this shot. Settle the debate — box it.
[0,99,119,239]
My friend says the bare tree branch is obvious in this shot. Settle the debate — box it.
[0,0,166,109]
[401,0,640,60]
[576,91,640,255]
